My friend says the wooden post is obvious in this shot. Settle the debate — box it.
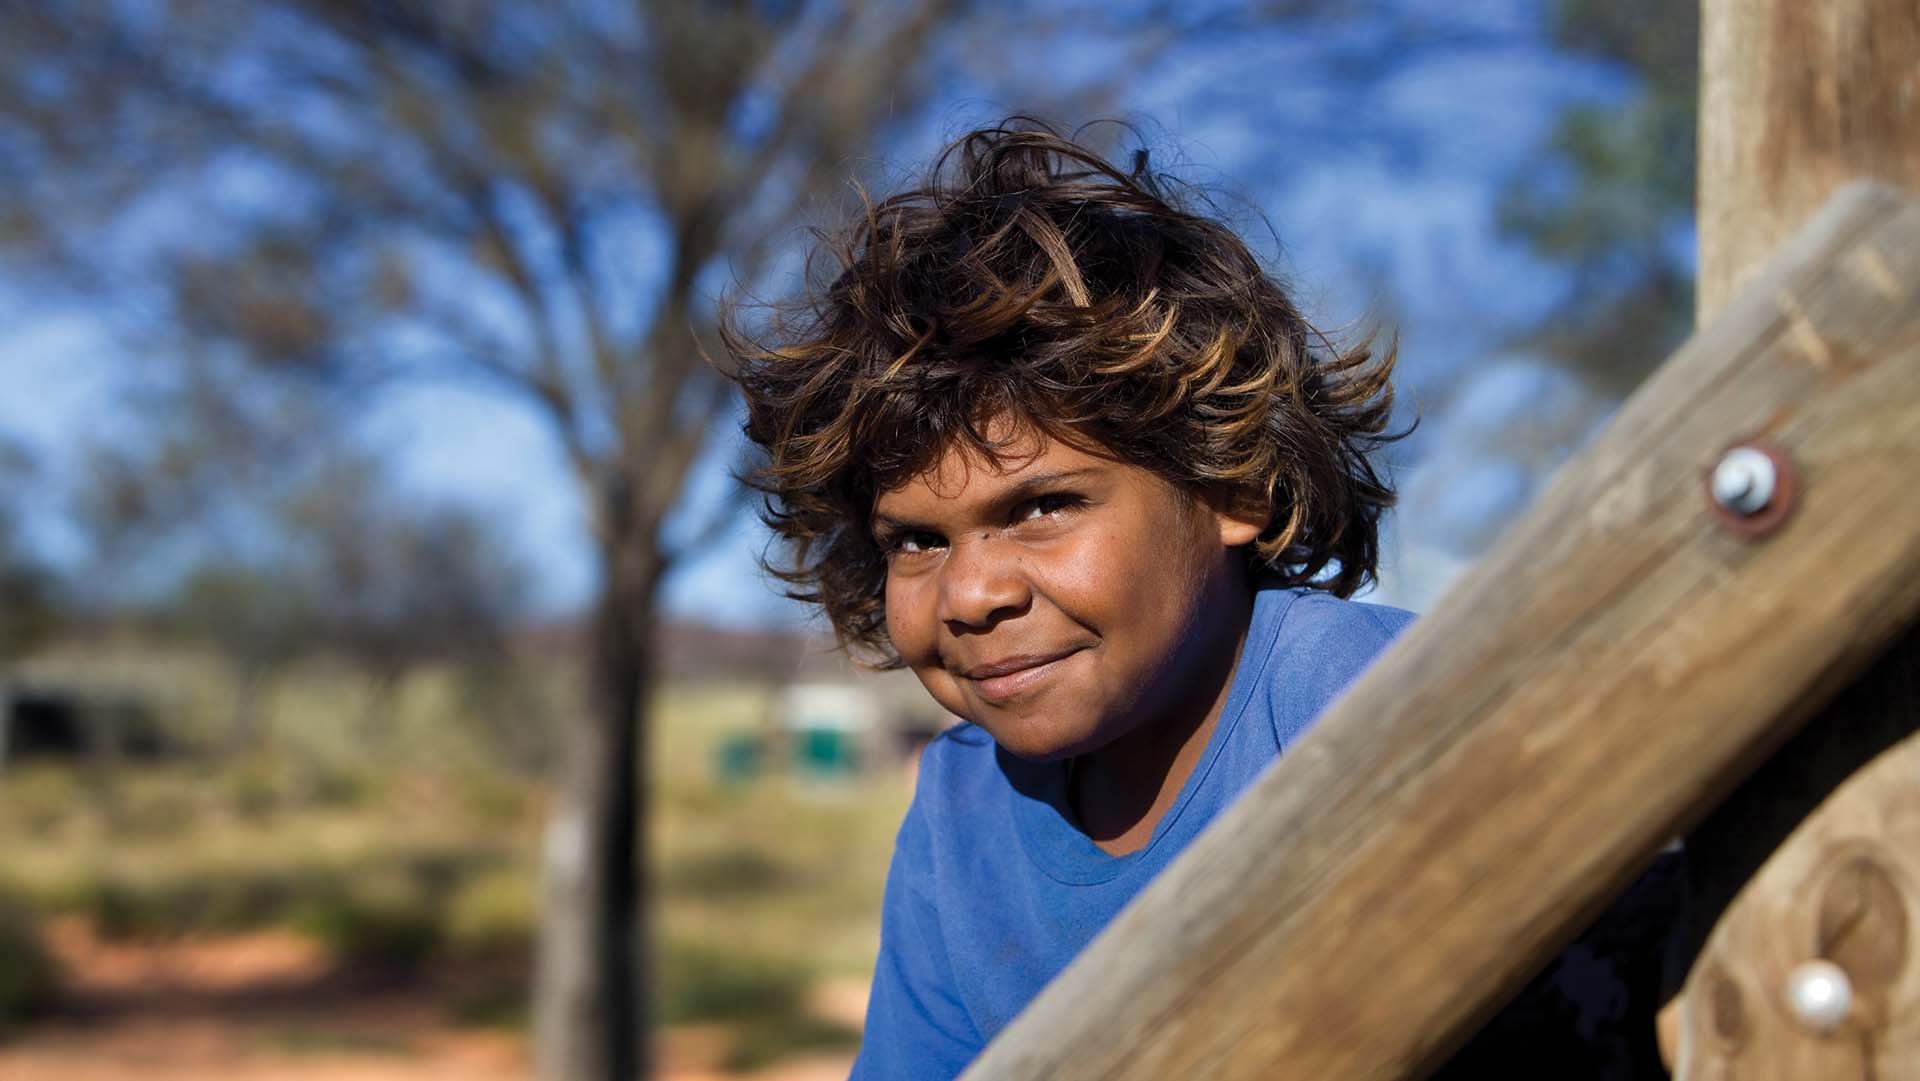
[1697,0,1920,322]
[1668,637,1920,1077]
[1666,1,1920,1076]
[959,182,1920,1081]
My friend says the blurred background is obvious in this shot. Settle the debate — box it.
[0,0,1693,1078]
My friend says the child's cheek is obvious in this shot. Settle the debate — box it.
[881,579,914,651]
[1048,522,1135,613]
[883,572,939,663]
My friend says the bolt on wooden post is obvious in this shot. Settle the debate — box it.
[1668,0,1920,1077]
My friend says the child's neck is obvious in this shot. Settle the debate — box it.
[1069,591,1252,856]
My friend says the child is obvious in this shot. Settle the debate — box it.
[727,122,1675,1079]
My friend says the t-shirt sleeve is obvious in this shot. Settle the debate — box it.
[1266,594,1415,749]
[849,769,983,1080]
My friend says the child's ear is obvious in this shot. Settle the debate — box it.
[1202,489,1267,548]
[1215,509,1265,548]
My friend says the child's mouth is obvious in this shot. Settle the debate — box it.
[959,647,1085,703]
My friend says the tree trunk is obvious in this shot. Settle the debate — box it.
[229,662,267,753]
[535,525,660,1081]
[356,666,401,748]
[0,675,12,781]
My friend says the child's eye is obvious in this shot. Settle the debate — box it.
[887,530,945,556]
[1016,492,1084,521]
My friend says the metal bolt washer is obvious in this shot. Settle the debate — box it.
[1705,440,1798,538]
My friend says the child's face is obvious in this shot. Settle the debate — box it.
[872,420,1263,762]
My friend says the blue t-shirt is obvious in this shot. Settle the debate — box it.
[851,586,1413,1080]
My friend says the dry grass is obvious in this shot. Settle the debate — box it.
[0,642,915,1072]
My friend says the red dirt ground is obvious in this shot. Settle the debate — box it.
[0,920,859,1081]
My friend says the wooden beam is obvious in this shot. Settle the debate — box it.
[959,182,1920,1081]
[1668,635,1920,1078]
[1698,0,1920,322]
[1663,3,1920,1074]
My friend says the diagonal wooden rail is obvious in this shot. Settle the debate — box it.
[959,182,1920,1081]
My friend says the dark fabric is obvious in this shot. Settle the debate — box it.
[1436,850,1689,1080]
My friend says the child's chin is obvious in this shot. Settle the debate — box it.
[985,723,1098,764]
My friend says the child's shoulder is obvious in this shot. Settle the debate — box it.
[1269,586,1415,646]
[910,721,1002,808]
[892,721,1018,875]
[1253,586,1414,743]
[925,718,998,760]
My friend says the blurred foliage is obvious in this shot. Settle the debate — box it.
[155,454,533,751]
[16,781,511,953]
[1498,0,1698,396]
[0,889,57,1035]
[657,941,860,1071]
[0,444,57,664]
[0,5,1147,1055]
[0,0,1138,580]
[0,0,1506,603]
[0,528,57,665]
[289,867,449,973]
[0,2,1648,1069]
[0,661,908,1066]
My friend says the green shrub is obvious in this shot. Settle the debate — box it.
[0,891,57,1034]
[291,870,442,972]
[80,869,308,940]
[300,764,372,809]
[661,846,791,897]
[445,866,534,957]
[449,982,529,1029]
[225,764,283,821]
[723,1014,859,1073]
[456,775,530,827]
[657,940,858,1071]
[658,940,808,1024]
[81,876,165,940]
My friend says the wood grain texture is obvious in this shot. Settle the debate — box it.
[958,182,1920,1081]
[1672,684,1920,1078]
[1698,0,1920,322]
[1673,5,1920,1074]
[1677,629,1920,975]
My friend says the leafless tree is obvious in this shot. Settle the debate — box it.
[162,452,529,750]
[0,2,1159,1075]
[0,441,58,775]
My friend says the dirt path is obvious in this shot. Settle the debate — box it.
[0,920,857,1081]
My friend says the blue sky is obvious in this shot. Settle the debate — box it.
[0,1,1644,625]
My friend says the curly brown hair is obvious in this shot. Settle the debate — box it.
[725,120,1401,664]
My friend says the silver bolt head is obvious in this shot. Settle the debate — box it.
[1785,959,1853,1033]
[1712,446,1777,515]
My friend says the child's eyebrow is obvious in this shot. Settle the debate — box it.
[868,513,918,537]
[993,467,1102,505]
[869,467,1104,536]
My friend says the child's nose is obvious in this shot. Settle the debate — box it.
[935,534,1030,631]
